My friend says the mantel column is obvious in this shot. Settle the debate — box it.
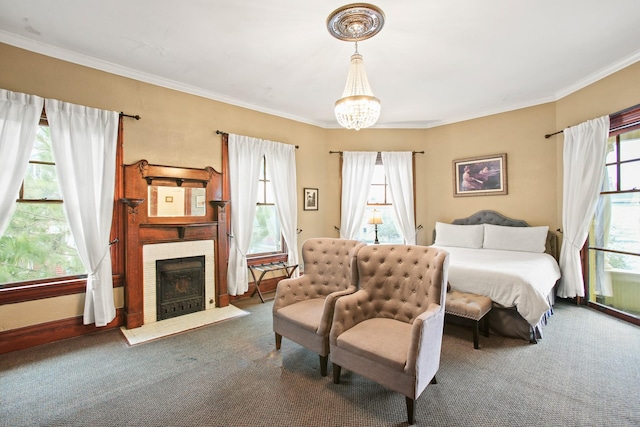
[121,198,144,329]
[212,201,229,307]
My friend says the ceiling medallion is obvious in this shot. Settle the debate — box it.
[326,3,385,41]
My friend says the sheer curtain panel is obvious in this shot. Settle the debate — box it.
[227,134,266,295]
[45,99,118,326]
[340,152,377,239]
[381,152,416,244]
[0,89,44,235]
[265,140,299,273]
[557,116,610,298]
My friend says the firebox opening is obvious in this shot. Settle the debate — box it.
[156,256,205,321]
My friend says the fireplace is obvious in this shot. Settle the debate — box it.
[122,160,230,329]
[143,240,215,325]
[156,256,205,320]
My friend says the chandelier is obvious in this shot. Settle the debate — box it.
[327,3,385,130]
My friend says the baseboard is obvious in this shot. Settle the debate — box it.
[0,308,125,355]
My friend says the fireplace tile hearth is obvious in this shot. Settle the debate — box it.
[120,305,248,345]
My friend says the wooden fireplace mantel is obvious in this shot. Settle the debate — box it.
[122,160,229,329]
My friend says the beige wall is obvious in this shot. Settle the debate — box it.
[1,41,638,331]
[420,103,559,244]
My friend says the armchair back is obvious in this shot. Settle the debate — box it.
[356,245,448,323]
[300,238,364,297]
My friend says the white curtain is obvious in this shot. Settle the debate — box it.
[340,151,377,239]
[45,99,118,326]
[0,89,44,235]
[264,140,299,275]
[382,151,416,244]
[227,134,266,295]
[557,115,610,298]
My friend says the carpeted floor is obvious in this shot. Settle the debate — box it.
[1,298,639,427]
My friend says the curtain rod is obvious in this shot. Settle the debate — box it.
[216,130,298,148]
[544,102,640,139]
[119,112,141,120]
[329,150,425,154]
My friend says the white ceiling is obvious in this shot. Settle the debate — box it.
[1,0,639,129]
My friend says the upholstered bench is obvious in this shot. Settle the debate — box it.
[445,290,492,349]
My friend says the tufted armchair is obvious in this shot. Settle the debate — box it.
[330,244,449,425]
[273,238,365,376]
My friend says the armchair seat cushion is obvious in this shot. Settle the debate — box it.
[336,318,411,371]
[275,298,326,333]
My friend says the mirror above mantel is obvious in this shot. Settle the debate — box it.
[148,186,206,217]
[123,160,224,223]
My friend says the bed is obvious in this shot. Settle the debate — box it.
[431,210,561,343]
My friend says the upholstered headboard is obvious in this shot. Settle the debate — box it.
[435,210,558,259]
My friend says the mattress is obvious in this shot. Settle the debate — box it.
[432,245,561,326]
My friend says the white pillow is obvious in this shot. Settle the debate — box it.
[434,222,484,249]
[482,223,549,253]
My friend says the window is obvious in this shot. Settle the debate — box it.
[0,118,85,286]
[356,155,403,244]
[587,106,640,321]
[247,156,284,256]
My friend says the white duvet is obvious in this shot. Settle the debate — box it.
[433,246,561,326]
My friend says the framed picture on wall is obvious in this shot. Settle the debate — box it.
[453,153,507,197]
[303,188,319,211]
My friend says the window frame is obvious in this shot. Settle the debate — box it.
[585,104,640,326]
[359,154,403,244]
[340,151,418,245]
[246,155,287,259]
[0,109,125,302]
[16,112,62,204]
[367,153,392,207]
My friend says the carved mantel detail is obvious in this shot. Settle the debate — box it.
[120,198,145,222]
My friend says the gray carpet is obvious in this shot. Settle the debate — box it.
[1,299,639,427]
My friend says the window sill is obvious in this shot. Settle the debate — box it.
[247,253,288,267]
[0,274,124,305]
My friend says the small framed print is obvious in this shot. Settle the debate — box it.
[453,153,507,197]
[303,188,318,211]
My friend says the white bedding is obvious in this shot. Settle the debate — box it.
[433,246,561,326]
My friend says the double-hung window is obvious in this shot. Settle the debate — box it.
[356,154,403,244]
[248,156,284,256]
[0,115,84,285]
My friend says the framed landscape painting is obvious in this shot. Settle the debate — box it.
[453,153,507,197]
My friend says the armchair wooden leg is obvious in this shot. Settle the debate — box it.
[332,363,341,384]
[319,355,328,377]
[430,375,437,384]
[405,397,415,425]
[275,333,282,350]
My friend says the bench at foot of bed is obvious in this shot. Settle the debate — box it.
[445,290,492,349]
